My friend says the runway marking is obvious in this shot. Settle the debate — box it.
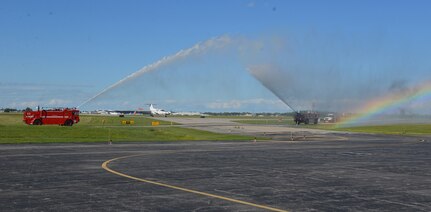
[102,154,288,212]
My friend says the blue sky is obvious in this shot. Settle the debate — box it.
[1,0,431,112]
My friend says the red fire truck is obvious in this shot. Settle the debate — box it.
[23,107,80,126]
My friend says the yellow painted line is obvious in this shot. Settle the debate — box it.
[102,154,288,212]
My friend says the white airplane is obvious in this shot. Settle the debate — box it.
[149,104,171,117]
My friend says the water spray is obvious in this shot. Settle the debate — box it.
[246,66,298,113]
[78,36,232,108]
[263,86,298,113]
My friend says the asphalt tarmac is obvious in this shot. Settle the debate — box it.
[1,132,431,211]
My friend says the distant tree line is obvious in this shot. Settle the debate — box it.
[1,108,18,112]
[0,107,32,112]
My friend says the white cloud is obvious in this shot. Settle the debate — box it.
[9,101,40,108]
[206,98,286,110]
[47,99,71,106]
[207,101,241,109]
[6,99,72,109]
[0,81,94,109]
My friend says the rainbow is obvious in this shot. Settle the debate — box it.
[336,80,431,128]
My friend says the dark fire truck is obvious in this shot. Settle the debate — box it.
[23,107,80,126]
[294,111,319,125]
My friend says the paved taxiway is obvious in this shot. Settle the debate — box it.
[155,117,337,137]
[1,131,431,211]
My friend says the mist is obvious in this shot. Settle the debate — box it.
[245,32,431,115]
[79,35,285,112]
[79,32,431,118]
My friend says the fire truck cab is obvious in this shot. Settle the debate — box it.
[23,107,80,126]
[294,111,319,125]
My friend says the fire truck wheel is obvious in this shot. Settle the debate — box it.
[64,120,73,126]
[33,119,42,125]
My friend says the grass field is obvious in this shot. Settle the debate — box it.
[2,112,429,144]
[232,117,431,135]
[336,124,431,135]
[0,113,254,144]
